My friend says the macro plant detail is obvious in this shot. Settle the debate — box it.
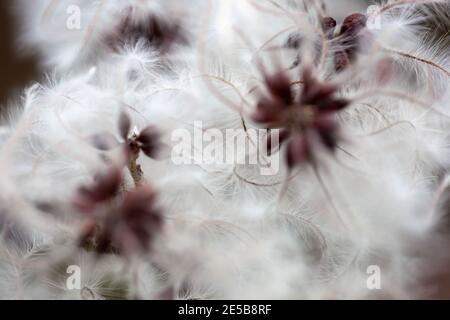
[285,12,370,71]
[91,112,165,186]
[253,68,349,168]
[75,167,162,256]
[105,7,187,53]
[0,0,449,300]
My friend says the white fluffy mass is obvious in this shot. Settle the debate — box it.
[0,0,449,299]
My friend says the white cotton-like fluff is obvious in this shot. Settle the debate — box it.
[1,0,449,299]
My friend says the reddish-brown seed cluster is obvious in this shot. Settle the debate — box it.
[91,112,164,161]
[74,167,123,212]
[105,8,187,53]
[253,68,349,168]
[286,16,337,50]
[74,167,162,255]
[321,16,338,38]
[119,112,163,161]
[286,13,370,72]
[334,13,369,71]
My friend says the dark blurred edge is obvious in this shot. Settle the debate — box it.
[0,0,448,299]
[0,0,38,114]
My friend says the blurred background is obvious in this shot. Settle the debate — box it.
[0,0,370,111]
[0,0,448,299]
[0,1,38,110]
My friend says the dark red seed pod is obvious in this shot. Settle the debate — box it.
[136,126,162,159]
[136,126,160,146]
[95,230,117,255]
[317,98,349,111]
[302,83,337,106]
[335,13,368,68]
[253,98,283,124]
[298,68,317,104]
[266,129,291,156]
[140,143,160,159]
[314,113,338,151]
[340,13,367,37]
[118,186,162,252]
[313,112,336,131]
[318,130,337,151]
[145,16,187,51]
[321,16,337,36]
[121,186,158,219]
[286,134,310,169]
[91,167,122,202]
[78,167,123,205]
[253,67,350,168]
[265,72,294,105]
